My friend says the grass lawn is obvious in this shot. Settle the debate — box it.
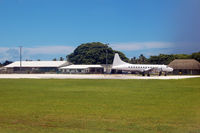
[0,78,200,133]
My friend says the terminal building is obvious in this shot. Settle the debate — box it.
[59,65,104,74]
[2,61,109,74]
[4,61,70,73]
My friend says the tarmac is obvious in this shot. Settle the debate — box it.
[0,74,199,79]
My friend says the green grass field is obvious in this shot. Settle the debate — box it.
[0,78,200,133]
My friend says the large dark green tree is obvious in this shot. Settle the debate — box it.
[67,42,129,64]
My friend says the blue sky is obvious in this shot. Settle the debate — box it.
[0,0,199,61]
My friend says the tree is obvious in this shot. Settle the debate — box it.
[2,60,13,66]
[148,54,175,64]
[67,42,129,64]
[138,54,148,64]
[148,55,160,64]
[59,57,64,61]
[174,54,190,59]
[130,54,149,64]
[130,57,137,64]
[191,52,200,62]
[148,53,193,65]
[52,58,57,61]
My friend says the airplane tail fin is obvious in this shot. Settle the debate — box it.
[112,53,128,67]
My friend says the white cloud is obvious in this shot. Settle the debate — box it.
[0,47,19,62]
[0,47,9,52]
[0,45,75,62]
[110,42,173,51]
[24,46,74,55]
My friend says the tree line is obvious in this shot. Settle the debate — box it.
[130,52,200,65]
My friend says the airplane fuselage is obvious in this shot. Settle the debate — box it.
[112,64,173,73]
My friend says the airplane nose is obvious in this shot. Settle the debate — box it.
[170,67,173,72]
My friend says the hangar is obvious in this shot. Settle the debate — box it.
[168,59,200,75]
[59,65,104,74]
[4,61,70,73]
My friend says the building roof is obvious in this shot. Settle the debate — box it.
[4,61,69,68]
[59,65,103,69]
[168,59,200,69]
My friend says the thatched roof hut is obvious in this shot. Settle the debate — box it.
[168,59,200,75]
[169,59,200,69]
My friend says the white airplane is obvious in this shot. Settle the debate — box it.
[112,53,173,76]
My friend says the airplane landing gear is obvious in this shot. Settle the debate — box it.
[164,72,167,76]
[159,72,162,76]
[147,73,150,77]
[142,72,145,76]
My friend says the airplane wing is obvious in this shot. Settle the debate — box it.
[144,68,153,72]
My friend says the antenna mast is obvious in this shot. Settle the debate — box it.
[19,46,22,72]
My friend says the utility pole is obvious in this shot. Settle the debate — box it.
[106,43,109,74]
[19,46,22,73]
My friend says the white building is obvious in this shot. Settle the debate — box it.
[59,65,104,74]
[4,61,70,73]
